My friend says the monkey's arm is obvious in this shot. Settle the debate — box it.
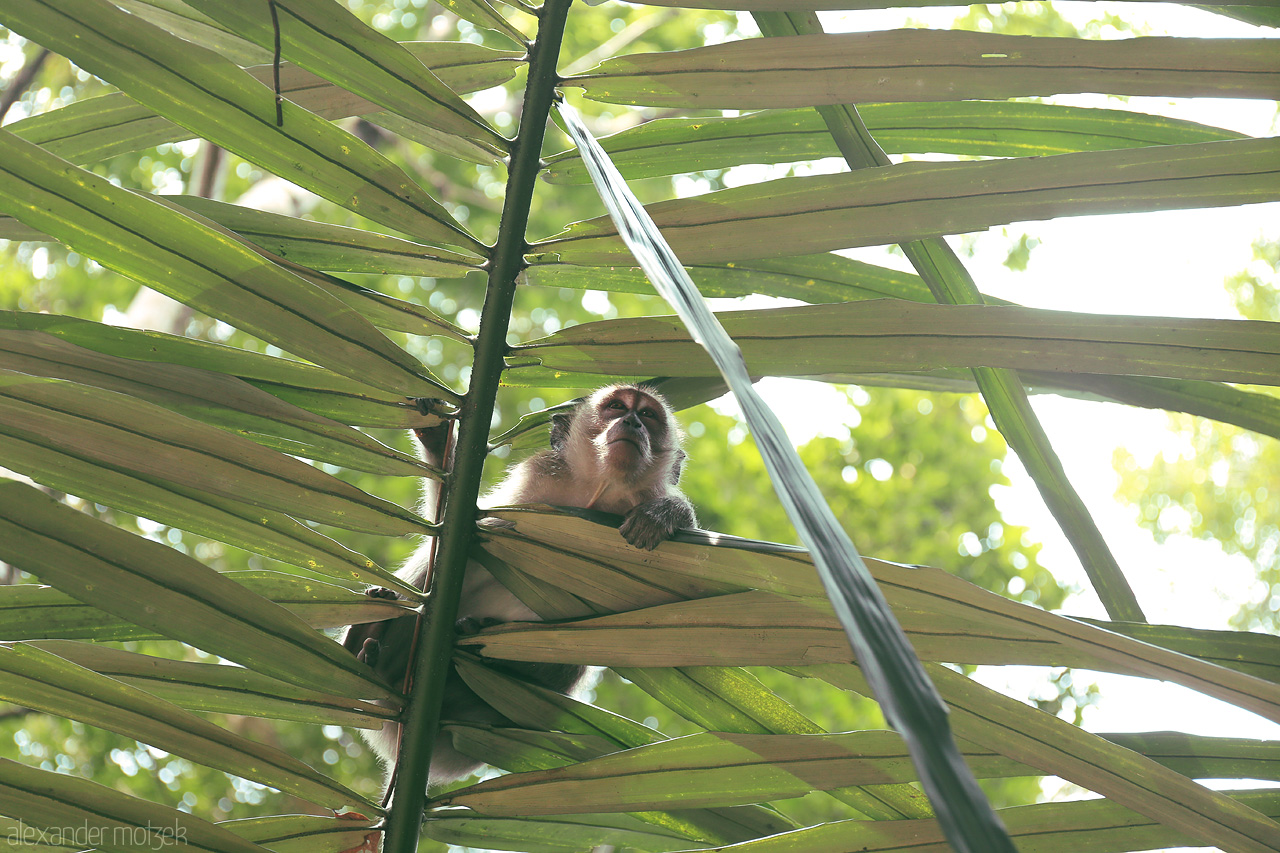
[619,494,696,550]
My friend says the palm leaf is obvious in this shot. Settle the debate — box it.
[30,640,396,727]
[3,42,520,165]
[0,309,459,421]
[0,375,427,534]
[0,482,396,699]
[538,137,1279,264]
[5,0,481,250]
[543,102,1246,183]
[0,759,267,853]
[1,0,1276,851]
[570,31,1279,106]
[0,132,444,394]
[0,571,413,641]
[460,513,1280,850]
[0,643,373,810]
[181,0,505,151]
[508,301,1280,385]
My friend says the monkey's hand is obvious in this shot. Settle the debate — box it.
[340,588,399,660]
[619,496,696,551]
[342,587,418,684]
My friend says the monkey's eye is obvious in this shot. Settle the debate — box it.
[640,408,657,420]
[607,400,626,410]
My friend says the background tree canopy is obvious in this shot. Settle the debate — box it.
[0,0,1277,852]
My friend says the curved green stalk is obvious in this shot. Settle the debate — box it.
[380,1,573,848]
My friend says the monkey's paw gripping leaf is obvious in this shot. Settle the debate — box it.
[619,495,694,551]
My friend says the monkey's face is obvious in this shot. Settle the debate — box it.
[593,387,666,473]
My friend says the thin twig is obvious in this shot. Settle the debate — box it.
[268,0,284,126]
[0,48,51,126]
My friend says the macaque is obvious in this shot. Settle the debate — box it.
[487,383,697,551]
[349,384,696,791]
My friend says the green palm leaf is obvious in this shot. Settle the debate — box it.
[538,138,1279,264]
[571,31,1280,106]
[5,0,481,250]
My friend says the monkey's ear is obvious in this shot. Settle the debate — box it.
[670,449,687,485]
[549,411,574,449]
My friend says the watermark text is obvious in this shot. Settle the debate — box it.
[7,819,187,850]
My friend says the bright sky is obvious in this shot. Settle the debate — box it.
[704,2,1280,829]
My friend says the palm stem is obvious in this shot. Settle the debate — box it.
[380,1,574,846]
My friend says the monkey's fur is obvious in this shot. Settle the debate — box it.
[353,384,696,791]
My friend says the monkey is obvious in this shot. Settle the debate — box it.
[487,383,697,551]
[346,384,696,792]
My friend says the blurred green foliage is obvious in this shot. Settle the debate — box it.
[1113,238,1280,632]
